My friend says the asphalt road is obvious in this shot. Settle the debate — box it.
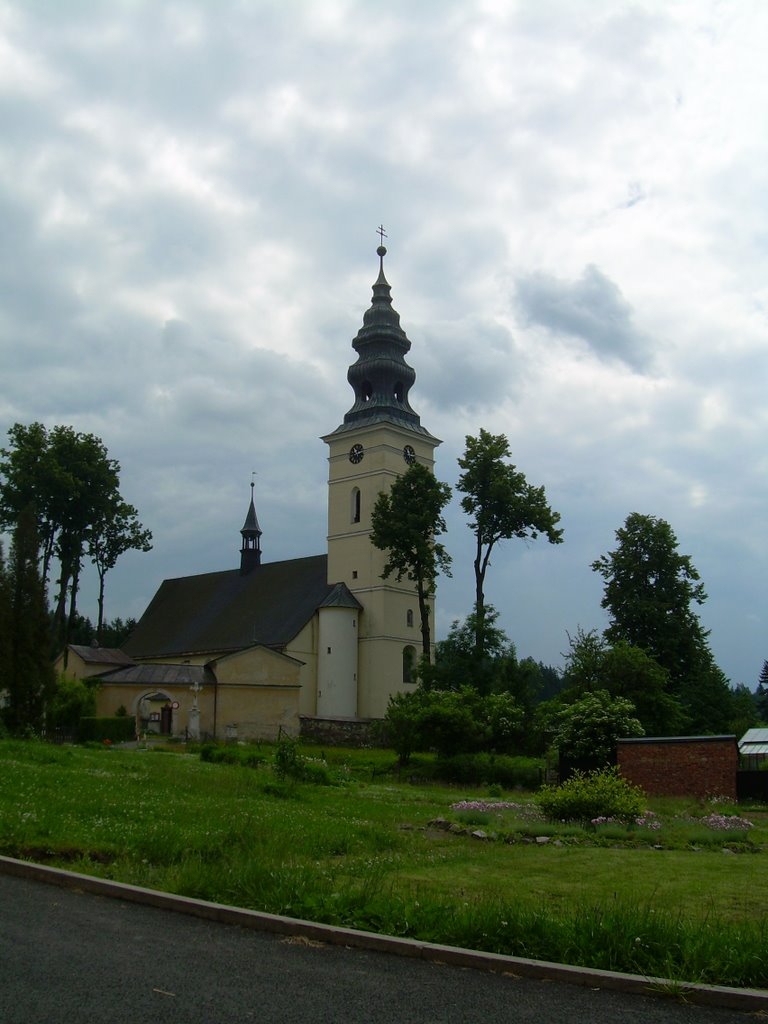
[0,873,752,1024]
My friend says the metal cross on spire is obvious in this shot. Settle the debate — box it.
[376,224,387,246]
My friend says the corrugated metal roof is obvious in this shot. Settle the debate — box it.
[738,728,768,756]
[740,728,768,744]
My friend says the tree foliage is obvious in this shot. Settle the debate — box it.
[88,495,152,641]
[381,686,526,765]
[553,689,644,765]
[0,422,151,649]
[457,430,562,658]
[562,628,685,736]
[0,508,56,734]
[756,661,768,723]
[48,676,99,733]
[424,605,513,695]
[370,462,451,659]
[592,513,733,733]
[592,513,708,687]
[68,614,137,649]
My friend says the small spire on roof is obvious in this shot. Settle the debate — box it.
[240,478,262,574]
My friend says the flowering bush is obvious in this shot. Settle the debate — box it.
[700,813,753,832]
[592,812,661,831]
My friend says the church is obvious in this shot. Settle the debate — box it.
[79,243,441,741]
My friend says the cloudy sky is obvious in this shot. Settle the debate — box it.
[1,0,766,688]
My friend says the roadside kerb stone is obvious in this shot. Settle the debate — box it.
[1,853,765,1014]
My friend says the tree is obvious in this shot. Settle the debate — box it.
[424,604,512,695]
[755,661,768,722]
[48,676,98,735]
[592,514,708,687]
[0,508,56,734]
[457,430,562,659]
[66,613,137,649]
[88,496,152,641]
[554,690,644,766]
[0,543,10,718]
[729,683,758,739]
[562,628,685,736]
[592,513,730,732]
[370,463,452,660]
[0,422,150,650]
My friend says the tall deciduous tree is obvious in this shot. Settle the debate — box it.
[0,508,56,734]
[0,422,151,650]
[457,430,563,659]
[370,463,452,660]
[88,496,152,642]
[592,513,733,733]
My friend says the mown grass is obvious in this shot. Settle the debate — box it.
[1,738,767,989]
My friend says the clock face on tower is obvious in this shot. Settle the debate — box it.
[403,445,416,465]
[349,443,364,464]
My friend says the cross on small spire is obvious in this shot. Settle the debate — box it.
[376,224,387,246]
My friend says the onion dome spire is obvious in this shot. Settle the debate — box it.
[342,238,421,429]
[240,480,262,574]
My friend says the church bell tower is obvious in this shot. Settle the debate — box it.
[322,240,441,718]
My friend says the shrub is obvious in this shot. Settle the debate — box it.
[199,744,267,768]
[48,678,98,732]
[272,736,332,785]
[382,687,528,765]
[536,766,645,825]
[435,753,542,789]
[78,716,135,744]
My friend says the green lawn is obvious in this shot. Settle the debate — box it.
[1,739,766,988]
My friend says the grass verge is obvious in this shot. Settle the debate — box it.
[1,739,766,989]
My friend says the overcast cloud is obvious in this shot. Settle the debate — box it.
[0,0,766,688]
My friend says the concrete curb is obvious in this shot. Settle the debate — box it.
[2,854,766,1013]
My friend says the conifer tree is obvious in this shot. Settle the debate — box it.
[755,660,768,722]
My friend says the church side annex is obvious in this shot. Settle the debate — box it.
[77,243,442,742]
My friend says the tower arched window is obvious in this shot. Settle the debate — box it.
[406,609,414,628]
[402,645,417,684]
[351,487,361,524]
[394,380,404,402]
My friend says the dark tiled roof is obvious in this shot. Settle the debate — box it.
[319,582,362,610]
[69,646,135,667]
[124,554,334,660]
[98,664,211,686]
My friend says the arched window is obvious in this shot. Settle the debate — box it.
[394,380,404,401]
[402,645,417,684]
[351,487,361,523]
[406,609,414,628]
[362,381,373,402]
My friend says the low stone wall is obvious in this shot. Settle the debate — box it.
[617,735,738,801]
[299,715,379,748]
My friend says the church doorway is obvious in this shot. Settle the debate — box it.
[137,691,173,735]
